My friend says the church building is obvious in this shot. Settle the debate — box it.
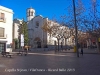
[27,7,50,48]
[27,7,74,48]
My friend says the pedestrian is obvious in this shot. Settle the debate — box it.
[81,45,83,56]
[24,45,28,56]
[61,42,63,51]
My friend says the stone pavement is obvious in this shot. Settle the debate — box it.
[0,48,100,75]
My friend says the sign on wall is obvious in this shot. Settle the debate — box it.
[21,34,24,46]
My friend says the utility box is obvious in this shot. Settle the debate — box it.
[74,46,76,52]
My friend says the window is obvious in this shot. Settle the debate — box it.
[28,10,30,16]
[0,27,4,37]
[0,43,5,51]
[1,13,4,19]
[7,44,12,48]
[28,11,33,16]
[35,21,39,28]
[0,13,5,22]
[31,11,33,16]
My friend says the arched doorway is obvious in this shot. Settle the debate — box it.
[34,37,41,48]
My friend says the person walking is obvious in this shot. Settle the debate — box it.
[80,44,83,56]
[24,45,28,56]
[61,42,63,51]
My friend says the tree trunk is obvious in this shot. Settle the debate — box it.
[65,38,67,50]
[58,39,59,51]
[61,42,63,51]
[54,41,57,52]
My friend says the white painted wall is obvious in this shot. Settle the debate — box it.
[0,5,13,52]
[13,19,22,39]
[27,15,48,48]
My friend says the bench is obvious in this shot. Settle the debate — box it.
[1,51,6,57]
[17,50,24,56]
[17,50,28,56]
[6,52,13,58]
[1,52,13,58]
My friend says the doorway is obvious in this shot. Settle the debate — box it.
[34,37,41,48]
[37,41,41,48]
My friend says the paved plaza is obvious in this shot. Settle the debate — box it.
[0,48,100,75]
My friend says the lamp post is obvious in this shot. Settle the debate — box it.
[72,0,79,57]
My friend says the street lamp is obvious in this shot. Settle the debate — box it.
[72,0,79,57]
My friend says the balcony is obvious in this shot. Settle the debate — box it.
[0,18,6,23]
[0,34,7,39]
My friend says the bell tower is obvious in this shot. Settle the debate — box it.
[27,7,35,22]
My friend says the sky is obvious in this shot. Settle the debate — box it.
[0,0,100,21]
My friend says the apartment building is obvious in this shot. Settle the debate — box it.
[0,5,13,52]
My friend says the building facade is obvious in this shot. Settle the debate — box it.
[13,19,22,49]
[0,5,13,52]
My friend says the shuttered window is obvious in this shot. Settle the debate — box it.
[0,27,4,37]
[0,12,5,22]
[0,13,5,20]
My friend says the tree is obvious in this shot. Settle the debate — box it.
[60,0,86,40]
[63,27,71,50]
[14,38,19,49]
[19,19,29,46]
[83,0,100,52]
[42,20,65,51]
[52,25,65,51]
